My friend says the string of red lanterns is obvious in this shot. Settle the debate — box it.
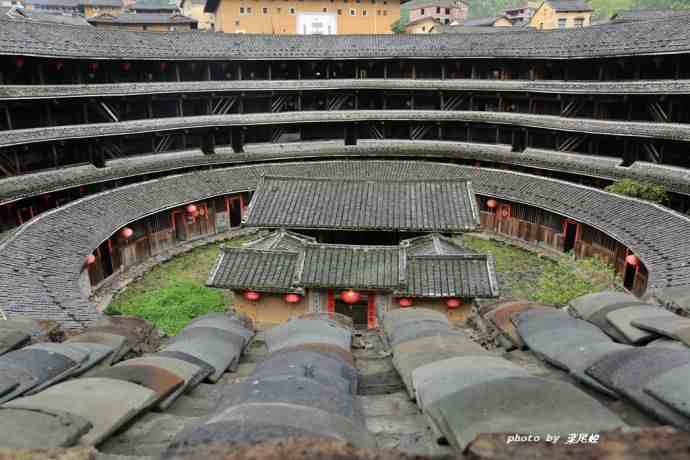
[284,293,302,304]
[445,298,463,309]
[340,289,361,304]
[120,227,134,239]
[397,297,413,308]
[626,254,639,266]
[243,290,261,301]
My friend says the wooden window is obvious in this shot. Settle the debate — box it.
[289,6,296,14]
[362,9,367,15]
[350,8,356,15]
[337,8,342,14]
[150,213,172,233]
[239,6,245,14]
[262,7,268,13]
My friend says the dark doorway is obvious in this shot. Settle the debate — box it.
[563,221,578,253]
[229,198,242,227]
[99,242,114,277]
[623,263,637,290]
[174,212,186,241]
[334,293,369,330]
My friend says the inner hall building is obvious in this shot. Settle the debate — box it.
[206,176,499,329]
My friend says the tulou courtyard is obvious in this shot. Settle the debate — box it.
[106,233,621,335]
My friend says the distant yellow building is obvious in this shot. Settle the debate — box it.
[204,0,400,34]
[81,0,124,17]
[180,0,213,29]
[529,0,592,29]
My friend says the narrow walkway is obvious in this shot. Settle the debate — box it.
[354,329,455,457]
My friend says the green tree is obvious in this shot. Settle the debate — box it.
[604,179,669,204]
[391,19,406,34]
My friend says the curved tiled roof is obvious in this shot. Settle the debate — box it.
[243,176,480,232]
[4,78,690,100]
[4,110,690,148]
[2,140,690,207]
[2,14,690,60]
[1,160,689,328]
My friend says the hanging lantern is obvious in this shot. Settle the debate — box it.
[85,254,96,266]
[244,290,261,301]
[340,289,361,305]
[626,254,639,266]
[445,298,462,309]
[88,62,98,73]
[120,227,134,239]
[159,62,168,72]
[486,199,497,209]
[284,293,302,304]
[186,204,198,215]
[501,208,510,218]
[15,57,25,68]
[397,297,413,308]
[121,62,131,72]
[55,61,64,71]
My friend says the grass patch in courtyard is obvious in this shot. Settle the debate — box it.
[462,235,621,306]
[105,234,257,335]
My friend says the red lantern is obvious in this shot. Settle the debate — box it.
[445,298,462,309]
[244,290,261,301]
[120,227,134,239]
[626,254,639,266]
[121,62,131,72]
[487,199,497,209]
[284,293,302,304]
[88,62,98,73]
[15,57,24,68]
[85,254,96,266]
[186,204,198,215]
[397,297,413,308]
[501,208,510,218]
[160,62,168,72]
[340,289,361,305]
